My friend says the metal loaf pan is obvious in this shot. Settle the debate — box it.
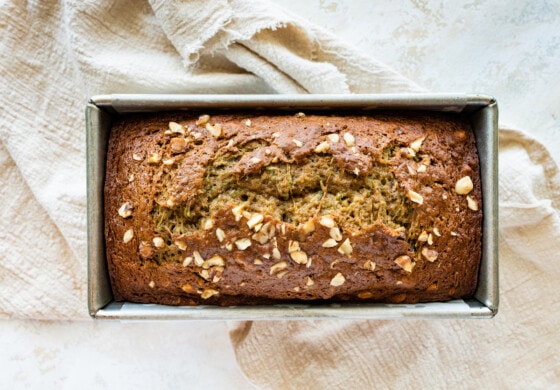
[86,94,498,320]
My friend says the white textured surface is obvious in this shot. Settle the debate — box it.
[2,0,559,388]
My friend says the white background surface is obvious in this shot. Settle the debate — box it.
[2,0,559,388]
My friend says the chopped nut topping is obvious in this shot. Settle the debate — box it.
[270,261,287,275]
[232,205,244,221]
[128,174,135,182]
[306,277,314,286]
[433,227,441,237]
[147,153,161,164]
[123,229,134,243]
[322,238,338,248]
[427,233,434,245]
[280,223,287,235]
[152,237,165,248]
[245,119,252,127]
[394,255,415,273]
[330,272,346,287]
[295,112,306,117]
[319,215,336,228]
[363,260,376,271]
[418,230,429,242]
[202,218,213,230]
[442,192,448,200]
[170,137,188,154]
[407,189,424,205]
[182,256,193,267]
[337,238,353,255]
[450,231,458,237]
[216,228,226,242]
[272,247,281,260]
[235,238,252,250]
[249,157,262,164]
[175,240,187,251]
[242,211,252,220]
[343,132,355,147]
[181,283,195,293]
[261,222,275,238]
[247,213,264,229]
[455,176,474,195]
[300,219,315,235]
[293,139,303,147]
[212,275,222,283]
[196,115,210,126]
[276,270,288,279]
[422,247,439,262]
[290,250,308,265]
[410,136,426,152]
[272,132,280,138]
[252,231,269,245]
[330,227,342,241]
[149,281,155,289]
[327,134,339,143]
[314,141,330,153]
[198,270,210,281]
[200,288,219,299]
[404,147,416,159]
[206,123,222,138]
[168,121,185,135]
[225,243,233,251]
[166,197,175,208]
[288,240,300,253]
[132,153,143,161]
[118,202,133,218]
[416,164,427,173]
[193,250,205,267]
[254,259,263,265]
[203,255,225,269]
[358,291,373,299]
[163,157,175,166]
[466,196,479,211]
[263,253,271,259]
[306,257,313,268]
[293,287,300,292]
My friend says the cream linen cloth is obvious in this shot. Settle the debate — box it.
[1,0,559,387]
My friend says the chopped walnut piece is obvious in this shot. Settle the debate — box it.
[293,287,300,292]
[467,196,479,211]
[433,227,441,237]
[225,243,233,251]
[290,250,308,265]
[168,121,185,135]
[422,248,439,262]
[327,134,339,143]
[455,176,474,195]
[314,141,330,153]
[407,189,424,205]
[247,213,264,229]
[427,233,434,245]
[192,250,205,266]
[149,281,155,289]
[214,228,226,243]
[254,259,263,265]
[319,215,336,228]
[300,219,315,235]
[418,230,429,242]
[170,137,188,154]
[363,260,376,272]
[152,237,165,248]
[235,238,252,250]
[163,157,175,166]
[206,123,222,138]
[272,247,281,260]
[231,205,244,222]
[128,174,135,182]
[175,240,187,251]
[276,270,288,279]
[287,240,300,253]
[118,202,133,218]
[132,153,143,161]
[410,136,426,152]
[202,218,213,230]
[329,227,342,241]
[245,119,252,127]
[269,261,287,275]
[450,231,458,237]
[181,283,196,293]
[123,229,134,243]
[147,153,161,164]
[306,277,314,286]
[322,238,338,248]
[252,231,269,245]
[330,272,346,287]
[196,115,210,126]
[203,255,225,269]
[416,164,427,173]
[337,238,353,255]
[343,132,355,146]
[200,288,219,299]
[293,139,303,147]
[394,255,415,273]
[182,256,193,267]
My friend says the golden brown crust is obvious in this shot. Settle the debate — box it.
[104,111,482,305]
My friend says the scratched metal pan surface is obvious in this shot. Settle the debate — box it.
[86,94,498,321]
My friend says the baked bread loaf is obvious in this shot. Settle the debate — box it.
[104,111,482,306]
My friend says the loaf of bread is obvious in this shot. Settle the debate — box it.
[104,111,482,306]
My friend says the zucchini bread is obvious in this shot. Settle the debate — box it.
[104,111,482,305]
